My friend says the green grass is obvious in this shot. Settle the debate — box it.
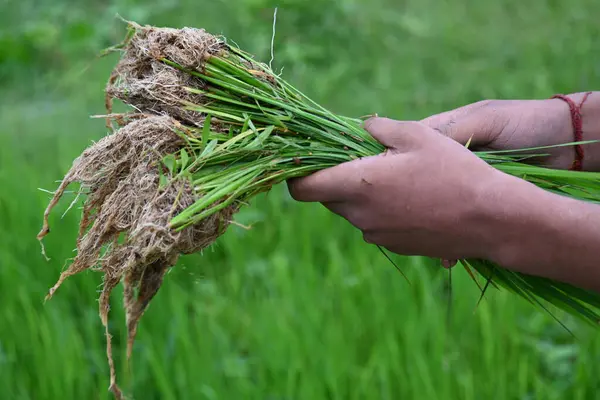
[2,0,600,399]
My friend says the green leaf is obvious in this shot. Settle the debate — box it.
[158,171,168,189]
[241,114,250,133]
[248,119,258,135]
[200,139,219,158]
[162,154,176,175]
[180,149,190,170]
[249,125,275,148]
[202,114,212,145]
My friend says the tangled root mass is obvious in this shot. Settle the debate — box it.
[39,22,242,399]
[105,22,227,125]
[39,115,235,398]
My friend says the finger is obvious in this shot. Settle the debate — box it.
[287,157,373,203]
[321,201,346,215]
[420,101,496,147]
[321,201,364,228]
[363,118,436,150]
[420,101,490,131]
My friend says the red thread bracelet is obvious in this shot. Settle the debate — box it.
[551,92,592,171]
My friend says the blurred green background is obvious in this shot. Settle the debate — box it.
[2,0,600,399]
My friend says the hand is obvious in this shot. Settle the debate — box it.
[419,94,600,267]
[288,118,515,262]
[420,98,577,169]
[287,100,600,290]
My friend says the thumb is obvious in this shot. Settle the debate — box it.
[363,117,435,150]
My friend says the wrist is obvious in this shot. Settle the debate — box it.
[471,171,562,274]
[561,92,600,171]
[475,170,600,288]
[574,92,600,171]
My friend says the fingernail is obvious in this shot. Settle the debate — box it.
[362,115,380,130]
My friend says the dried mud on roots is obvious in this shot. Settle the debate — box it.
[39,23,247,399]
[105,22,228,125]
[38,116,236,398]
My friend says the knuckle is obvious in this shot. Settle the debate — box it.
[435,120,457,138]
[474,99,496,109]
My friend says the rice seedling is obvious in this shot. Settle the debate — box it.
[38,21,600,398]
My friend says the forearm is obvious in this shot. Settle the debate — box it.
[480,174,600,292]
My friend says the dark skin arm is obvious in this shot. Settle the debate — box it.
[288,92,600,292]
[421,92,600,170]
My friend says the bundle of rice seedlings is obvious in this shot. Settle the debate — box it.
[39,21,600,398]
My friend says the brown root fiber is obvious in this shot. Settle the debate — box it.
[38,116,236,398]
[106,22,228,125]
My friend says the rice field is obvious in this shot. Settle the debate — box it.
[2,0,600,399]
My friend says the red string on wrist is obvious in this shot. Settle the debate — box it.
[551,92,593,171]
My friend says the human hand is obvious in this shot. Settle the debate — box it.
[287,118,520,262]
[419,93,599,266]
[420,98,580,169]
